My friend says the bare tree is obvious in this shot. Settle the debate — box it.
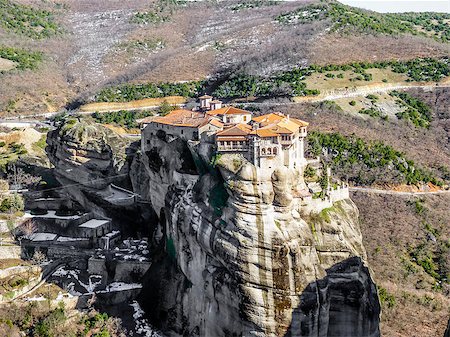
[7,165,41,190]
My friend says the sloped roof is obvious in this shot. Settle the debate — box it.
[208,119,224,128]
[252,113,284,126]
[249,128,279,137]
[250,113,309,136]
[216,123,251,137]
[207,106,252,116]
[145,109,210,128]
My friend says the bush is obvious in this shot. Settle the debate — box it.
[349,100,356,106]
[0,194,24,213]
[378,286,396,308]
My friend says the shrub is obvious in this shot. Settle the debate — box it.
[390,91,432,128]
[378,286,396,308]
[349,100,356,106]
[307,131,440,186]
[0,46,43,71]
[0,0,60,39]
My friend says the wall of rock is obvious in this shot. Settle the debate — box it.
[136,134,380,337]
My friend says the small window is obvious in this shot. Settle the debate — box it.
[147,140,150,144]
[243,116,247,121]
[181,130,184,135]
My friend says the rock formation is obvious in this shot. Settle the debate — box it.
[136,133,380,337]
[46,119,381,336]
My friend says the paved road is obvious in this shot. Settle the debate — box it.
[349,186,450,196]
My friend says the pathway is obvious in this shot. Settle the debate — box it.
[349,186,450,196]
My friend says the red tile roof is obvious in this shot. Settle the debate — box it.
[146,109,210,128]
[207,106,252,116]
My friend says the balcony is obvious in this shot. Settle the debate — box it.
[217,145,249,152]
[280,139,293,146]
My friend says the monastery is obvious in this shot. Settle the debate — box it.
[140,96,309,171]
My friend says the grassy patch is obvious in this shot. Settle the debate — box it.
[307,131,441,186]
[0,0,60,39]
[0,46,42,71]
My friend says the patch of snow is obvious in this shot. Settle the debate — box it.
[104,230,120,238]
[27,233,57,241]
[24,210,85,220]
[130,301,164,337]
[79,219,109,229]
[98,282,142,293]
[26,296,47,302]
[56,236,89,242]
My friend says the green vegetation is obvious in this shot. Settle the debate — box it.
[0,303,122,336]
[230,1,277,11]
[366,94,378,102]
[118,38,165,53]
[0,143,28,172]
[0,46,42,71]
[213,72,320,98]
[390,91,432,128]
[358,107,382,118]
[131,11,169,24]
[307,131,441,186]
[95,81,205,102]
[377,286,396,308]
[0,193,24,213]
[402,202,449,289]
[209,182,229,217]
[130,0,186,24]
[92,110,153,129]
[407,198,427,215]
[213,57,448,99]
[0,0,60,39]
[276,2,450,42]
[349,100,356,106]
[303,165,317,181]
[92,57,448,102]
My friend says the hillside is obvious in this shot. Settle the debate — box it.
[0,0,448,115]
[353,191,450,337]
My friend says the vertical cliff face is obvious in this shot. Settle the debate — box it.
[135,134,380,337]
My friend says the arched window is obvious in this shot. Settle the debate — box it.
[262,148,266,155]
[267,148,272,155]
[273,147,278,155]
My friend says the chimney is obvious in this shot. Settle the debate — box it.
[287,114,290,120]
[252,122,259,130]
